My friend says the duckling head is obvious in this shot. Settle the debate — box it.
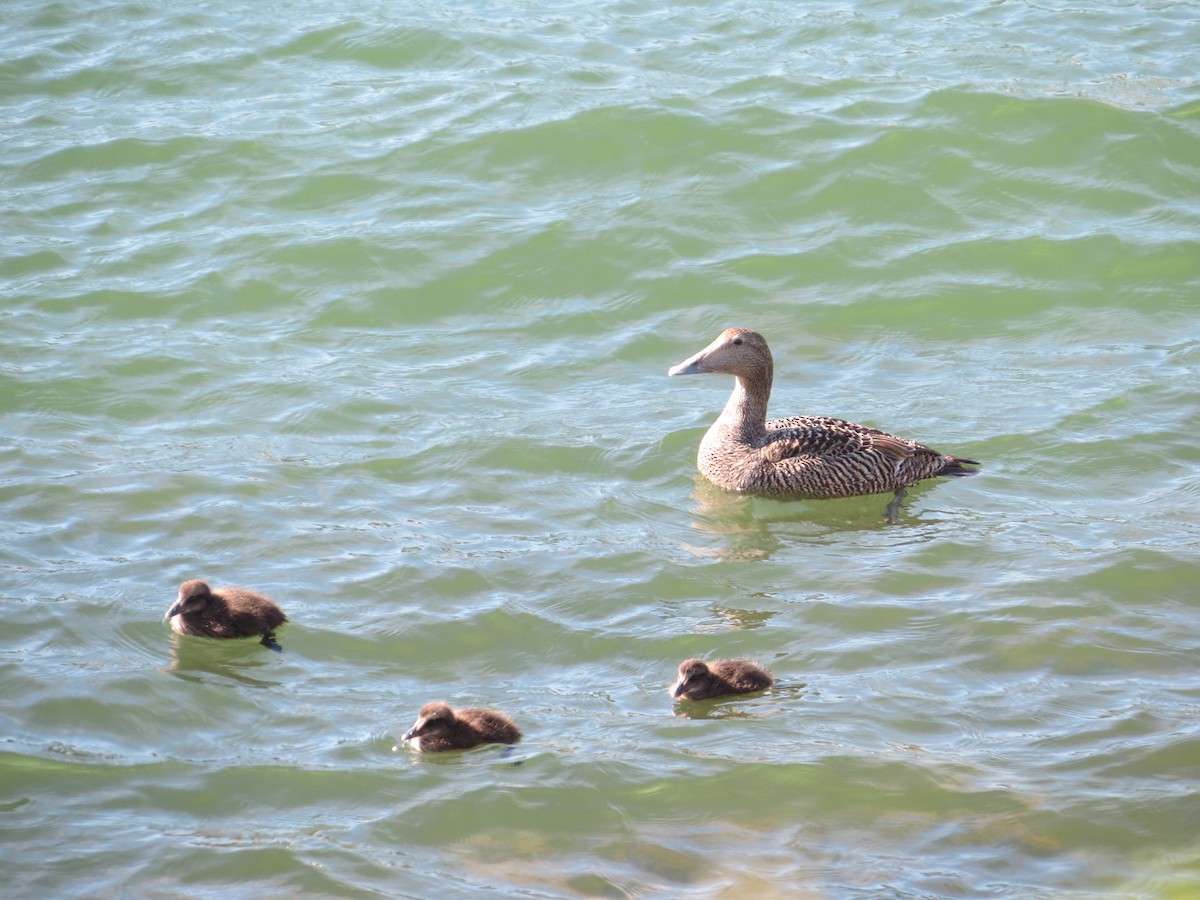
[165,579,214,620]
[671,658,714,700]
[402,701,455,743]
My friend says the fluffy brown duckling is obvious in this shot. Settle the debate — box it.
[669,328,979,521]
[165,579,288,651]
[670,657,773,701]
[401,701,522,752]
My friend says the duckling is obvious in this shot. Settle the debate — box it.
[401,701,521,752]
[671,657,773,701]
[669,328,979,521]
[165,579,287,651]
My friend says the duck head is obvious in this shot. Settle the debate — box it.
[668,328,772,380]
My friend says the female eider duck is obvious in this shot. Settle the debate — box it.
[401,701,522,752]
[668,328,979,521]
[165,579,288,650]
[671,658,773,701]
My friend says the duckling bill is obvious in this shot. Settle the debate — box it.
[165,579,288,651]
[669,328,979,521]
[401,701,521,752]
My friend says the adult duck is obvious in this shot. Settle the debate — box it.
[668,328,978,521]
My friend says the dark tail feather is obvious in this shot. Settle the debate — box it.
[939,456,980,477]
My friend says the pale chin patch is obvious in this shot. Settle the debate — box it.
[396,736,421,752]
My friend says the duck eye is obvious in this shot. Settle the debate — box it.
[732,337,743,345]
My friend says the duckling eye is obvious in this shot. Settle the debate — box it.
[732,337,743,345]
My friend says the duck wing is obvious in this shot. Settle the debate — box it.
[757,415,952,496]
[763,415,918,460]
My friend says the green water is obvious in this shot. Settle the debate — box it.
[3,1,1199,897]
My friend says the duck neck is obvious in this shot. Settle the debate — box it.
[716,371,771,443]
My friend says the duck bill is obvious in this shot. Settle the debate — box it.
[669,331,732,376]
[164,600,183,620]
[667,352,707,377]
[670,680,688,698]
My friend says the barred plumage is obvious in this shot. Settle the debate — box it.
[668,328,979,520]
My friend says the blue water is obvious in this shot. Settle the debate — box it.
[3,1,1199,897]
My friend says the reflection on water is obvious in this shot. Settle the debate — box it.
[160,632,285,689]
[705,605,777,630]
[682,473,975,563]
[682,478,785,561]
[671,683,809,720]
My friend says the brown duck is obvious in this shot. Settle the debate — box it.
[671,658,773,701]
[668,327,979,520]
[401,701,522,752]
[165,579,288,650]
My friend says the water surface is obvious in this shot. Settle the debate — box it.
[3,1,1199,897]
